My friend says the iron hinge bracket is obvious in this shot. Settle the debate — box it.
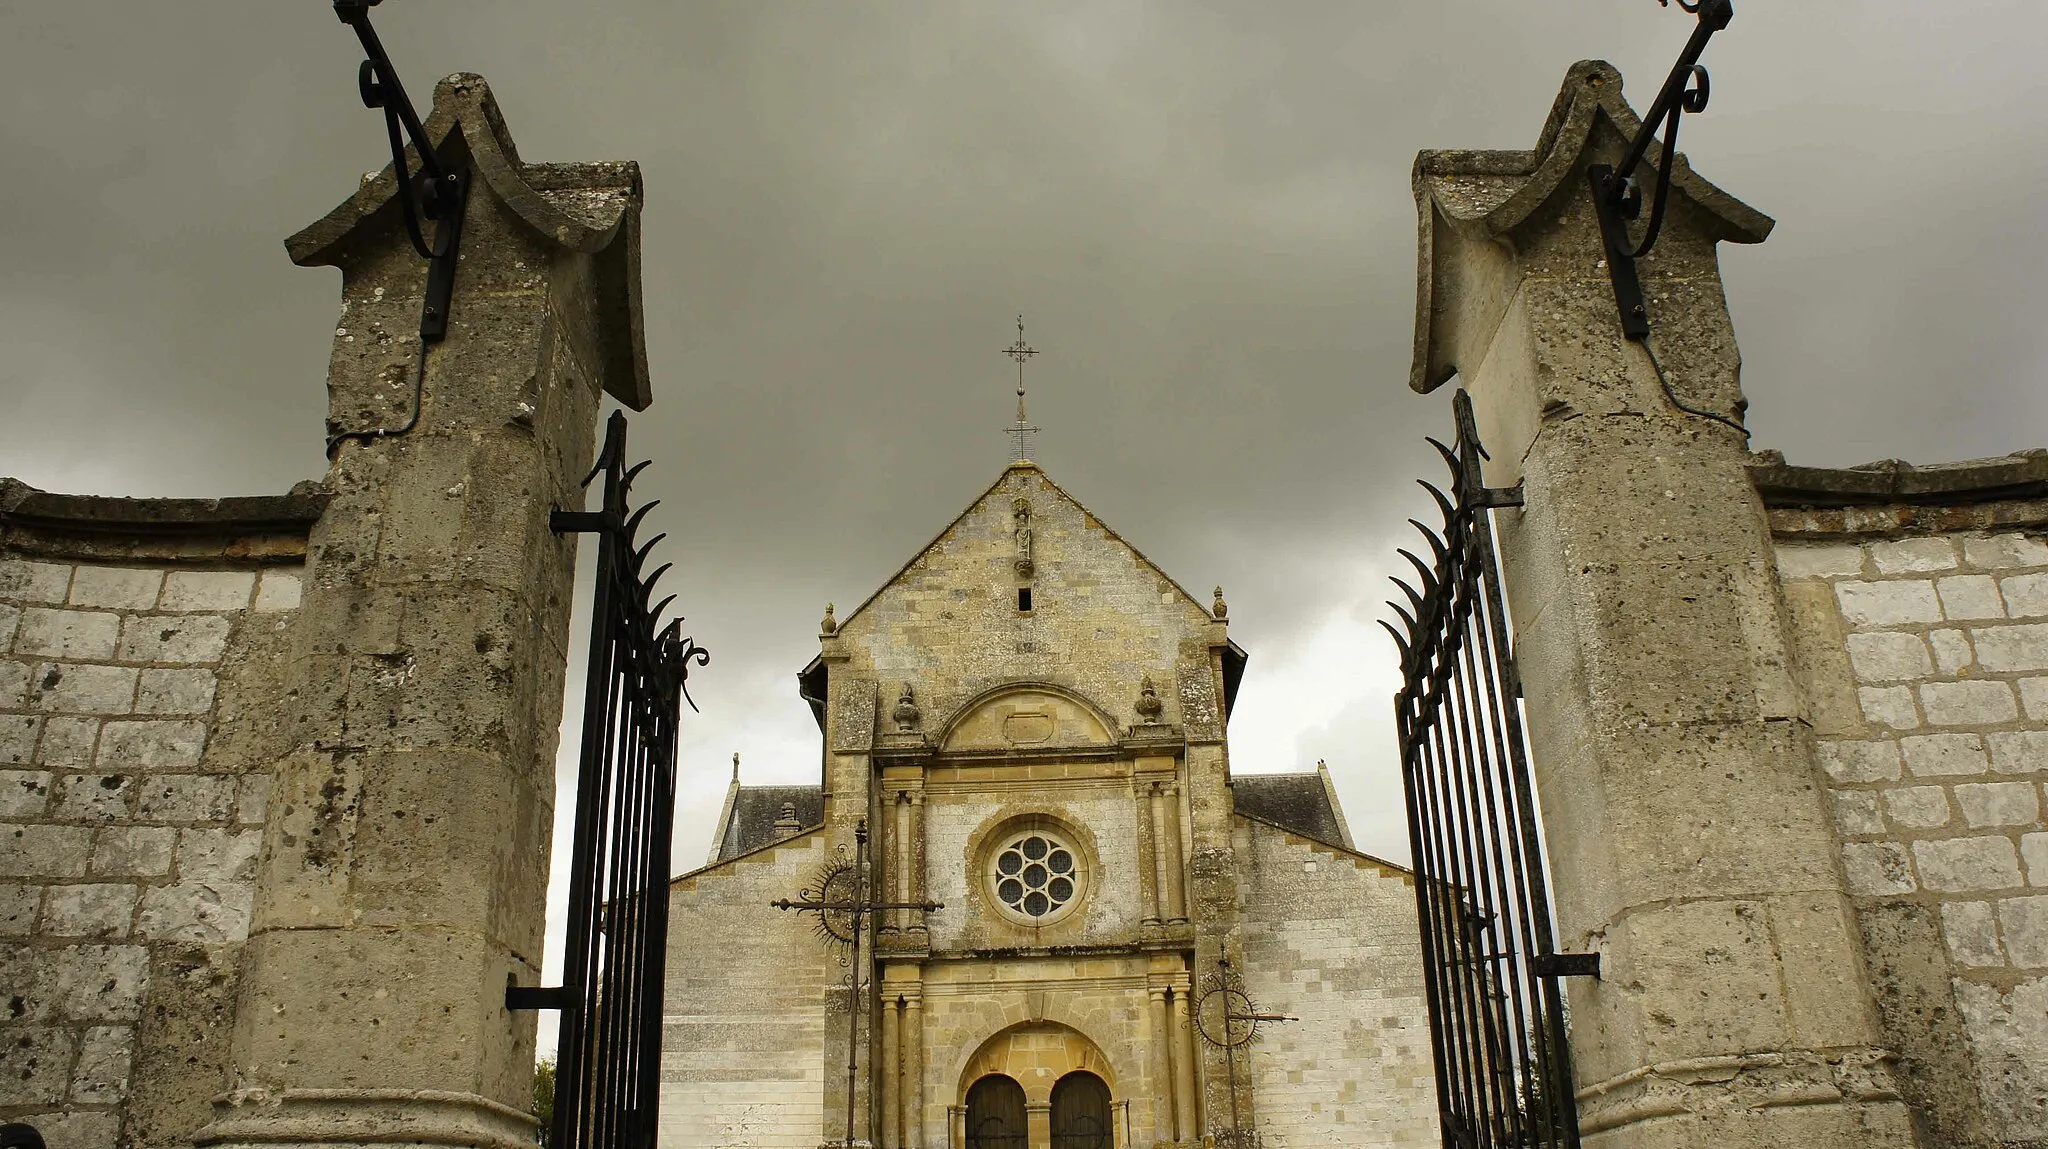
[1475,484,1524,509]
[505,985,579,1012]
[1532,952,1602,980]
[550,509,613,535]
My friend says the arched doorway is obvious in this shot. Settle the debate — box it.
[1050,1071,1110,1149]
[965,1074,1027,1149]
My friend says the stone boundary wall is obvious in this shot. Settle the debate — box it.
[0,483,320,1149]
[1763,453,2048,1147]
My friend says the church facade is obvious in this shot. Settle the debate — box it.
[659,460,1438,1149]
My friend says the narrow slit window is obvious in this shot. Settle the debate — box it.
[1017,587,1033,613]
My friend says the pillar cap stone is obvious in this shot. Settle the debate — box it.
[1407,59,1775,395]
[286,72,651,410]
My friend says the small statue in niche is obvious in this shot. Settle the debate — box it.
[892,682,921,732]
[1135,675,1164,722]
[1012,497,1035,578]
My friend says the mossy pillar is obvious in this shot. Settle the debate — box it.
[196,75,649,1149]
[1409,62,1920,1147]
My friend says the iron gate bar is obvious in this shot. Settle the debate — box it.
[1387,390,1592,1149]
[507,410,708,1149]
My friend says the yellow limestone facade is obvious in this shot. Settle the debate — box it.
[660,462,1438,1149]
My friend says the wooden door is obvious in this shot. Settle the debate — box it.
[1050,1072,1110,1149]
[965,1074,1027,1149]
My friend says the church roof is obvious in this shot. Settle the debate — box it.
[708,784,823,864]
[1232,765,1354,851]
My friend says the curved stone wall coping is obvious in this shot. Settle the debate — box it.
[1750,450,2048,509]
[0,477,326,564]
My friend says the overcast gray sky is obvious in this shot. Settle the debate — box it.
[5,2,2045,1039]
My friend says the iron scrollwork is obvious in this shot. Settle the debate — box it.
[1587,0,1734,341]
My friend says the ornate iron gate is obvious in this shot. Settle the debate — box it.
[508,410,708,1149]
[1385,391,1590,1149]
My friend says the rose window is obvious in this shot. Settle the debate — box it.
[992,833,1078,921]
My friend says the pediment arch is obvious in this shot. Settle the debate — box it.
[955,1020,1120,1105]
[939,681,1117,753]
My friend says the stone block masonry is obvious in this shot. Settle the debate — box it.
[0,542,307,1149]
[1769,457,2048,1148]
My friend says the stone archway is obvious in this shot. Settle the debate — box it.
[954,1023,1121,1149]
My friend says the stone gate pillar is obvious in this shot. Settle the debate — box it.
[1408,62,1919,1146]
[195,75,649,1149]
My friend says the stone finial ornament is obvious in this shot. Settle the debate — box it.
[1135,675,1164,721]
[1012,497,1035,578]
[732,752,740,782]
[820,603,837,635]
[1212,586,1228,620]
[892,683,922,732]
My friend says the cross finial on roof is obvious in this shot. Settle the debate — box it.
[1002,314,1040,463]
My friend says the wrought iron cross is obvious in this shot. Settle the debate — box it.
[1002,315,1040,463]
[1196,958,1298,1147]
[771,819,941,1147]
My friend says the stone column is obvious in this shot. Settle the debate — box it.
[1170,976,1199,1142]
[1408,61,1917,1146]
[1025,1101,1052,1149]
[1160,782,1188,923]
[880,992,901,1149]
[1147,782,1171,926]
[195,75,650,1149]
[1148,984,1176,1142]
[908,790,928,941]
[903,986,925,1149]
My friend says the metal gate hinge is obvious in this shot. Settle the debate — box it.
[1476,485,1524,509]
[505,985,579,1012]
[549,509,611,535]
[1532,952,1601,980]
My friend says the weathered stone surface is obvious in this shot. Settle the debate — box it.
[35,717,98,766]
[28,663,136,715]
[157,571,254,613]
[67,567,163,611]
[1843,841,1917,895]
[1972,622,2048,673]
[1937,574,2007,620]
[41,884,138,939]
[117,614,232,665]
[1837,580,1943,627]
[0,769,50,817]
[1956,781,2040,828]
[0,883,40,936]
[135,881,252,943]
[135,669,215,715]
[1914,836,2023,892]
[1869,537,1958,574]
[1942,901,2005,967]
[0,823,92,878]
[1846,631,1932,682]
[1883,785,1952,830]
[1,560,72,604]
[1859,686,1920,729]
[1818,740,1902,783]
[91,826,175,878]
[1998,895,2048,969]
[1921,681,2019,726]
[15,607,121,661]
[97,720,206,772]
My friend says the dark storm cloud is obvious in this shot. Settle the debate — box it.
[5,1,2044,874]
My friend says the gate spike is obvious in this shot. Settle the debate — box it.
[1386,600,1418,635]
[1417,479,1457,524]
[1379,620,1411,663]
[633,533,669,567]
[623,501,661,540]
[1426,436,1459,475]
[1409,521,1450,568]
[1389,577,1424,617]
[639,563,674,599]
[620,459,654,494]
[650,594,677,621]
[1398,549,1439,597]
